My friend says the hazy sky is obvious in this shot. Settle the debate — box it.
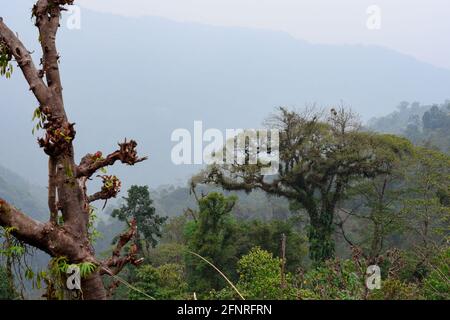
[77,0,450,70]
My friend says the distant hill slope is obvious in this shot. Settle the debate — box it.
[368,100,450,153]
[151,185,292,221]
[0,165,48,222]
[0,164,50,298]
[1,1,450,189]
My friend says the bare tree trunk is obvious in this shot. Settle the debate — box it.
[0,1,147,299]
[82,272,107,300]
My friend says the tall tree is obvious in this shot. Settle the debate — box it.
[112,186,167,255]
[336,136,413,262]
[402,148,450,261]
[0,1,147,299]
[194,107,410,263]
[185,192,238,293]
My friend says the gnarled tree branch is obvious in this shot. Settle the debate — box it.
[77,139,148,178]
[88,175,121,204]
[0,199,46,249]
[0,17,49,104]
[101,219,144,276]
[0,198,94,263]
[33,0,73,109]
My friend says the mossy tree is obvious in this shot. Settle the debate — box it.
[195,107,412,263]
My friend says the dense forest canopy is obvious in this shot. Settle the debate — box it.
[2,102,448,300]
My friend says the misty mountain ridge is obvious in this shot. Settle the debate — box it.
[1,1,450,189]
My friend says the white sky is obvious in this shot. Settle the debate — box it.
[77,0,450,70]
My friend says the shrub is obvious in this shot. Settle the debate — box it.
[422,247,450,300]
[208,247,299,300]
[299,259,366,300]
[129,263,188,300]
[368,279,422,300]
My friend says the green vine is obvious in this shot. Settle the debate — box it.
[31,106,47,135]
[88,206,103,243]
[0,226,29,298]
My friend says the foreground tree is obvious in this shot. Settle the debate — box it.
[0,1,147,299]
[194,107,411,263]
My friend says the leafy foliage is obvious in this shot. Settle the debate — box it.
[195,107,413,263]
[112,186,167,253]
[0,266,15,299]
[0,42,13,79]
[129,264,188,300]
[185,192,238,293]
[49,257,96,278]
[1,101,449,300]
[299,258,366,300]
[368,279,421,300]
[235,247,299,300]
[87,206,102,243]
[422,246,450,300]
